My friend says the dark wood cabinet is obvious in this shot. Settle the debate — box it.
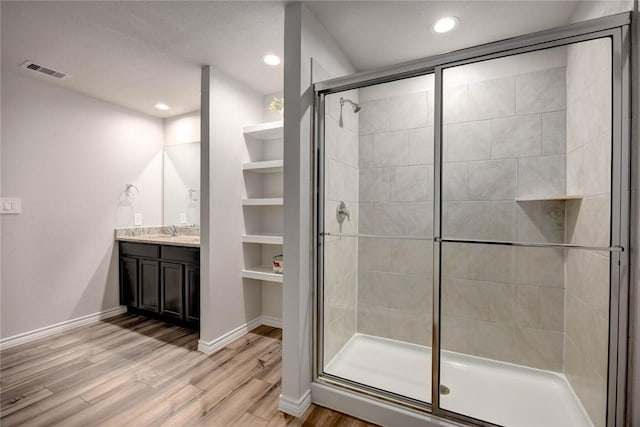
[120,256,138,307]
[139,260,160,312]
[161,262,184,319]
[186,265,200,323]
[119,242,199,329]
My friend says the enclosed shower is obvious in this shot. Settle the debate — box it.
[314,16,630,427]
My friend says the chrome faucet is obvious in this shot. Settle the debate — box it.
[169,225,179,236]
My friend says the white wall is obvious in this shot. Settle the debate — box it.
[199,66,265,345]
[1,71,163,339]
[281,2,356,415]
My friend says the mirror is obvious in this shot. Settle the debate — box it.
[163,111,200,226]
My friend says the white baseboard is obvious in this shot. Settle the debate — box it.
[197,315,283,354]
[0,306,127,351]
[261,315,283,328]
[278,389,312,417]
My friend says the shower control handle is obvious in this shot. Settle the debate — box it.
[336,201,351,224]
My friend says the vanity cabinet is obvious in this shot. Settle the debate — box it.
[119,242,199,329]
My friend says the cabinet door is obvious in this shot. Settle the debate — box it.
[161,262,184,319]
[139,259,160,312]
[186,265,200,323]
[120,257,138,307]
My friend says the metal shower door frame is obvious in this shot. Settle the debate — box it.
[312,12,632,427]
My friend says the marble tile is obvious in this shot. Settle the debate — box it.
[539,287,564,332]
[358,237,391,273]
[582,137,611,197]
[516,285,540,328]
[515,67,566,114]
[443,84,468,124]
[388,310,432,346]
[389,92,429,131]
[441,315,514,363]
[443,162,469,201]
[357,302,389,338]
[441,242,469,280]
[467,244,516,284]
[390,239,433,276]
[468,159,517,201]
[512,327,564,371]
[357,202,374,234]
[492,201,517,241]
[491,114,542,159]
[566,146,584,196]
[359,168,390,202]
[487,282,516,324]
[324,115,339,160]
[444,201,493,239]
[406,202,433,237]
[541,111,566,155]
[408,127,434,165]
[516,247,565,288]
[446,120,491,162]
[360,98,389,135]
[390,165,432,202]
[337,127,359,168]
[373,130,409,167]
[324,303,356,363]
[517,155,566,198]
[359,134,374,168]
[374,202,408,236]
[443,278,491,321]
[467,77,515,121]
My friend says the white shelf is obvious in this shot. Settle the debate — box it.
[516,195,584,202]
[242,160,284,173]
[243,121,283,140]
[242,198,283,206]
[242,234,283,245]
[242,265,283,283]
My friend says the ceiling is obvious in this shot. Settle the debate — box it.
[305,1,581,71]
[2,1,585,119]
[1,1,285,118]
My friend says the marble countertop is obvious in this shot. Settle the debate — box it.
[115,226,200,248]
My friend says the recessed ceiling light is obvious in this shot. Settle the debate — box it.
[262,54,281,66]
[433,16,459,33]
[155,103,170,111]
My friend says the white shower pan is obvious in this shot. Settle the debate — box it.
[325,334,593,427]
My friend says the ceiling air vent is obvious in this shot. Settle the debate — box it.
[20,60,69,79]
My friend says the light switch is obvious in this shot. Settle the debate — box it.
[1,198,21,214]
[134,213,142,226]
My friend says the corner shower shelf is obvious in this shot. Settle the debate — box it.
[241,233,283,245]
[242,265,283,283]
[242,121,283,140]
[242,160,284,173]
[242,198,283,206]
[516,194,584,202]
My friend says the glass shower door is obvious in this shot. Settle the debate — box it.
[320,75,435,404]
[438,38,615,427]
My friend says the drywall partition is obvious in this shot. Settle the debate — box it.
[199,66,264,350]
[281,2,355,416]
[0,71,163,339]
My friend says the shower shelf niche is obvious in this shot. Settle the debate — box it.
[242,265,283,283]
[516,194,583,202]
[242,233,283,245]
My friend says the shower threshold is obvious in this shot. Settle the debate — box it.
[325,334,593,427]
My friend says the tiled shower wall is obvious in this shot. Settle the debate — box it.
[356,79,435,345]
[565,38,612,427]
[440,66,568,371]
[323,90,360,364]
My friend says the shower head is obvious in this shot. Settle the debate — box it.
[340,97,361,112]
[338,97,361,127]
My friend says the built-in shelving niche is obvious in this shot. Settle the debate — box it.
[242,121,284,284]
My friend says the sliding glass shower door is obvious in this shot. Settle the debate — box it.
[319,75,435,404]
[315,15,629,427]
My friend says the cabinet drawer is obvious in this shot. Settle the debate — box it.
[161,246,199,264]
[120,242,160,259]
